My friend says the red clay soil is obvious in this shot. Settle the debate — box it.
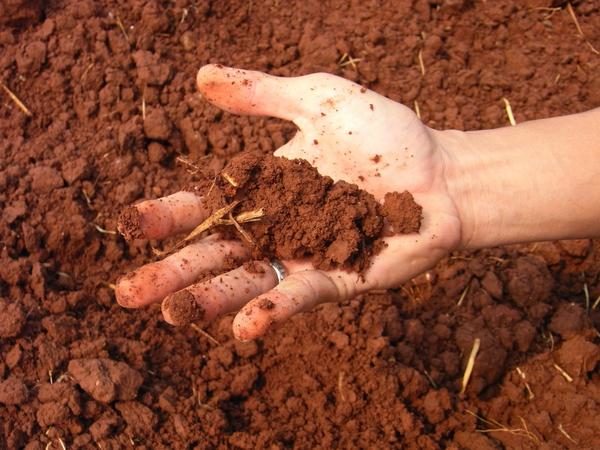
[1,0,599,449]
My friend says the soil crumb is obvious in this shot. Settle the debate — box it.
[68,358,143,404]
[200,151,422,272]
[382,191,423,234]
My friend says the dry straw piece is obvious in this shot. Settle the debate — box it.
[228,211,255,245]
[152,200,265,257]
[221,172,239,187]
[502,97,516,126]
[413,100,421,119]
[460,337,481,395]
[234,208,264,223]
[338,372,346,401]
[593,294,600,310]
[44,428,67,450]
[183,201,241,243]
[418,49,426,76]
[456,284,469,307]
[108,12,129,44]
[515,366,535,400]
[423,369,438,389]
[191,323,221,346]
[338,53,362,71]
[466,410,540,445]
[141,86,147,120]
[553,363,573,383]
[175,156,201,175]
[81,62,94,82]
[565,2,599,55]
[558,423,577,444]
[1,82,33,116]
[94,224,117,235]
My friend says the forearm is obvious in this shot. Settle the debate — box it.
[439,108,600,249]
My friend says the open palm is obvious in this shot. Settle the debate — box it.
[116,65,462,340]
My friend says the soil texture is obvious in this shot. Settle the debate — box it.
[0,0,599,449]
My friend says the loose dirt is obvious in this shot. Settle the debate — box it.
[1,0,599,449]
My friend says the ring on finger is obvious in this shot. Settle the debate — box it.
[269,259,287,284]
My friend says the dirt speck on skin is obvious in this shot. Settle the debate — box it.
[258,298,275,310]
[243,260,267,274]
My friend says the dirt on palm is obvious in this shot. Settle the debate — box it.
[0,1,599,449]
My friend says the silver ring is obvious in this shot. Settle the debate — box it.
[269,259,287,284]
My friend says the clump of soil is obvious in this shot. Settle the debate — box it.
[382,191,423,235]
[186,151,422,271]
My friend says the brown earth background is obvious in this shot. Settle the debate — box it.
[1,0,599,449]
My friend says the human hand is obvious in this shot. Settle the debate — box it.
[115,65,463,340]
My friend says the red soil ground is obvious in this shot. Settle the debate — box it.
[1,0,599,449]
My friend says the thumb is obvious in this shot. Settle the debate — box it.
[196,64,316,122]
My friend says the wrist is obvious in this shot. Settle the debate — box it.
[434,109,600,249]
[436,125,567,250]
[434,128,488,250]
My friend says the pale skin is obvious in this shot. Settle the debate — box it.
[116,64,600,341]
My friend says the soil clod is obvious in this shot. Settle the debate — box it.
[382,191,423,234]
[68,358,143,404]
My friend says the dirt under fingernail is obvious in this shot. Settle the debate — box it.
[117,206,144,241]
[162,290,205,326]
[257,298,275,310]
